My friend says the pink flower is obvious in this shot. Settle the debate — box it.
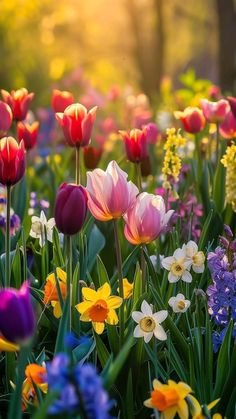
[0,101,12,137]
[124,193,174,245]
[174,107,205,133]
[56,103,97,147]
[144,122,159,144]
[219,111,236,139]
[86,160,138,221]
[200,99,230,123]
[227,96,236,119]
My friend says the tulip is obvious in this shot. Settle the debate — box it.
[1,88,34,121]
[227,96,236,119]
[174,107,205,133]
[55,182,87,235]
[120,128,148,163]
[219,111,236,139]
[124,192,174,245]
[0,101,12,137]
[0,137,25,186]
[86,160,139,221]
[0,282,35,343]
[55,103,97,148]
[145,122,159,144]
[200,99,229,123]
[17,121,39,150]
[83,146,103,169]
[51,89,74,113]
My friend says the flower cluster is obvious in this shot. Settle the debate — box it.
[221,144,236,212]
[207,225,236,351]
[162,128,186,189]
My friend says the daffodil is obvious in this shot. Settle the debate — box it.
[168,293,190,313]
[144,379,199,418]
[76,283,123,334]
[162,248,192,283]
[118,278,133,299]
[132,300,168,343]
[190,396,221,419]
[0,335,19,352]
[29,210,55,247]
[183,241,205,273]
[43,268,67,318]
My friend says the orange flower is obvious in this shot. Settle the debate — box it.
[43,268,67,318]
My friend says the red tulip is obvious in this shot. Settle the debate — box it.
[120,128,148,163]
[17,121,39,150]
[83,146,103,169]
[56,103,97,148]
[0,137,25,186]
[1,88,34,121]
[0,101,12,137]
[55,183,87,235]
[51,89,74,113]
[227,96,236,119]
[174,107,205,133]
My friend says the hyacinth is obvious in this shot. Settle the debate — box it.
[46,353,112,418]
[221,144,236,211]
[162,128,186,190]
[207,225,236,351]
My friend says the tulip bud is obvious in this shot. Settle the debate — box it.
[145,122,159,144]
[0,101,12,137]
[55,183,87,235]
[56,103,97,148]
[120,128,148,163]
[0,137,25,186]
[0,282,35,343]
[83,146,102,169]
[1,88,34,121]
[51,89,74,113]
[17,121,39,150]
[174,107,205,133]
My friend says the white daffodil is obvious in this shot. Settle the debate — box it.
[132,300,168,343]
[30,210,55,247]
[183,240,205,273]
[162,248,192,283]
[168,293,190,313]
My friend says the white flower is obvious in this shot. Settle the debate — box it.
[168,294,190,313]
[162,248,192,283]
[183,241,205,273]
[30,210,55,247]
[132,300,168,343]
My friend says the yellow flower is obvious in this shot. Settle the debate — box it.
[43,268,67,318]
[221,144,236,211]
[76,283,123,334]
[118,278,133,299]
[144,379,198,419]
[190,396,221,419]
[162,128,186,190]
[0,336,19,352]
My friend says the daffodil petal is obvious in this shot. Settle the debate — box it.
[81,287,98,302]
[76,301,92,314]
[107,296,123,308]
[106,309,118,325]
[92,322,105,334]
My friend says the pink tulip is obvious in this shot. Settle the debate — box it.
[200,99,229,123]
[227,96,236,119]
[124,193,174,245]
[0,101,12,137]
[144,122,159,144]
[219,111,236,139]
[86,160,138,221]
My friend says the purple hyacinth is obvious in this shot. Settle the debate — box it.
[207,226,236,351]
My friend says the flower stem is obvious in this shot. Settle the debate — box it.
[140,245,146,292]
[65,235,73,331]
[5,185,11,288]
[215,122,220,167]
[75,146,81,184]
[113,219,124,346]
[136,162,142,191]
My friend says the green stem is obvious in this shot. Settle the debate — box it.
[140,245,146,292]
[65,235,73,331]
[75,146,81,185]
[5,185,11,287]
[135,162,142,191]
[215,122,220,167]
[113,219,124,346]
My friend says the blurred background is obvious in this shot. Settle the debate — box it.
[0,0,236,105]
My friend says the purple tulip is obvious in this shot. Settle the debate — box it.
[55,183,87,235]
[0,282,35,343]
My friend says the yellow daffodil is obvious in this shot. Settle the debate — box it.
[0,336,19,352]
[43,268,67,318]
[190,396,222,419]
[76,282,123,334]
[118,278,133,299]
[144,379,199,418]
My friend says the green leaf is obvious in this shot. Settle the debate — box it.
[87,225,105,271]
[96,255,110,286]
[213,320,233,398]
[94,334,110,368]
[54,297,69,354]
[213,155,226,213]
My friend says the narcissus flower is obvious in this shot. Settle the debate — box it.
[51,89,74,113]
[76,283,123,334]
[83,146,103,169]
[54,183,87,235]
[162,248,192,283]
[17,121,39,150]
[1,88,34,121]
[191,397,221,419]
[0,282,35,343]
[120,128,148,163]
[56,103,97,147]
[118,278,133,299]
[86,160,138,221]
[43,268,67,318]
[144,379,199,418]
[168,293,190,313]
[124,193,174,245]
[132,300,167,343]
[30,210,55,247]
[174,107,205,133]
[0,101,12,137]
[200,99,229,123]
[0,137,25,186]
[0,335,19,352]
[18,363,47,411]
[183,241,205,273]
